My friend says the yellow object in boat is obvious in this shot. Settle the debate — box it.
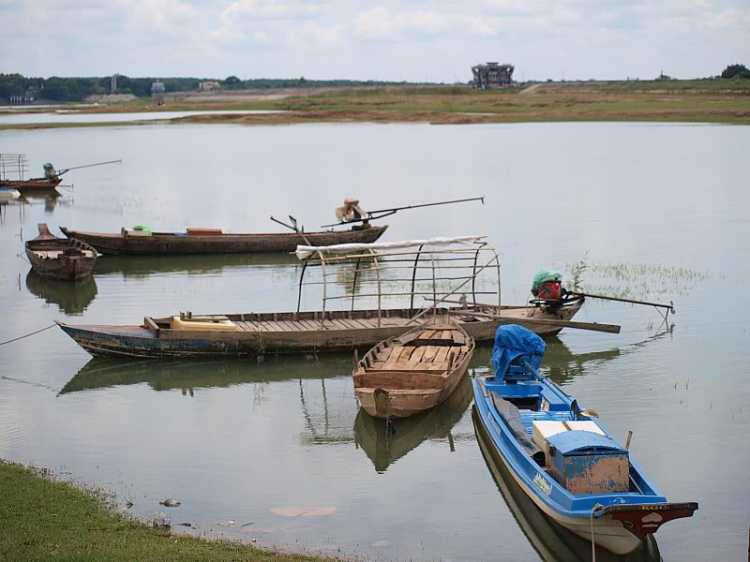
[170,316,237,332]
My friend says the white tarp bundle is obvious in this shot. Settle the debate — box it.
[295,235,487,260]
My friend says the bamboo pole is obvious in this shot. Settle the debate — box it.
[446,309,621,334]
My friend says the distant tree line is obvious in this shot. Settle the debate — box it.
[721,64,750,80]
[0,73,412,103]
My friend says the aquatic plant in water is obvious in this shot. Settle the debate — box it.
[564,258,708,300]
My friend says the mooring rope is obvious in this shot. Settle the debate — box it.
[590,503,605,562]
[0,323,56,347]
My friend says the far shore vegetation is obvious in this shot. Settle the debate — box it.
[1,66,749,128]
[0,460,326,561]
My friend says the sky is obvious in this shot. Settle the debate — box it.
[1,0,749,82]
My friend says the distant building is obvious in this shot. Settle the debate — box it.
[655,71,673,82]
[10,86,38,105]
[111,74,119,92]
[472,62,514,89]
[151,81,165,105]
[198,81,221,91]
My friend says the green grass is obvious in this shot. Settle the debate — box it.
[0,460,324,561]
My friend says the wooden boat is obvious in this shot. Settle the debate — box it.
[25,224,98,281]
[353,320,475,419]
[56,301,583,359]
[59,225,388,255]
[473,325,697,555]
[0,177,62,191]
[57,237,594,358]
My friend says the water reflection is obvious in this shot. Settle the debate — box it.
[354,374,473,472]
[472,409,661,562]
[92,252,300,277]
[25,270,98,315]
[59,354,352,395]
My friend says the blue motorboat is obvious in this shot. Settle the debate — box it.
[472,325,697,555]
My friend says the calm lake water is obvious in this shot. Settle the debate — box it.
[1,122,749,561]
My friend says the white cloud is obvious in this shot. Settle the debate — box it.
[286,21,345,47]
[116,0,196,32]
[354,7,454,39]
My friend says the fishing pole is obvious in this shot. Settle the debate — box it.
[57,159,122,176]
[321,195,485,228]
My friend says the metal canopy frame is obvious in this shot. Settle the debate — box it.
[295,238,502,327]
[0,153,29,180]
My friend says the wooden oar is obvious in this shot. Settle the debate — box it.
[566,291,675,313]
[447,309,621,334]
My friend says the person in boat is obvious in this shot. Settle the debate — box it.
[335,198,371,230]
[43,163,58,181]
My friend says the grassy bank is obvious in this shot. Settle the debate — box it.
[2,81,749,130]
[0,461,323,561]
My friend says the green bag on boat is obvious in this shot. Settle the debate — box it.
[133,225,152,236]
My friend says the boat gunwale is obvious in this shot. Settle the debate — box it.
[61,225,388,240]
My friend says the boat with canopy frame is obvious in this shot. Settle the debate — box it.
[57,236,590,358]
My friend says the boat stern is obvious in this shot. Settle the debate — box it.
[600,502,699,541]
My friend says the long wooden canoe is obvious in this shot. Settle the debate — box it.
[57,298,584,359]
[0,177,62,190]
[25,224,97,281]
[60,225,388,255]
[353,321,475,419]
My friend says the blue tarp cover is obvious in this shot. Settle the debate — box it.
[491,325,546,382]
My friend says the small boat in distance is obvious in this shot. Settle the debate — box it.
[60,224,388,255]
[353,320,475,419]
[0,154,121,192]
[473,325,697,555]
[25,224,98,281]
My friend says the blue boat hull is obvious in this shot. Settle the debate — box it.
[472,373,697,554]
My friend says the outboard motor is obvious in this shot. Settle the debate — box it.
[531,269,565,301]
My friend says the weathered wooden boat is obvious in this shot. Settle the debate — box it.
[25,224,98,281]
[57,237,594,358]
[353,321,474,419]
[0,177,62,191]
[473,325,697,555]
[355,365,473,472]
[59,225,388,255]
[57,303,583,359]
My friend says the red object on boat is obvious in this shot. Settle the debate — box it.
[186,228,223,236]
[537,281,562,300]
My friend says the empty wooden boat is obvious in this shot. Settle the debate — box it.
[25,224,98,281]
[59,225,388,255]
[473,325,697,555]
[353,321,475,419]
